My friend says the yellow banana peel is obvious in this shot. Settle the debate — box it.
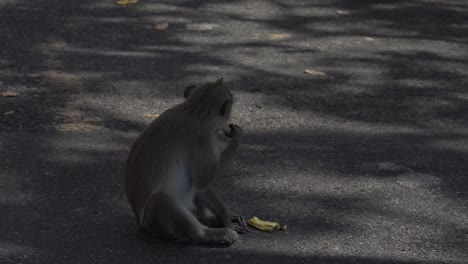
[248,216,287,232]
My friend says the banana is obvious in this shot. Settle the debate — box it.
[247,216,287,232]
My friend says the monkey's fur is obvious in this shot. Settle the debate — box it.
[125,79,246,246]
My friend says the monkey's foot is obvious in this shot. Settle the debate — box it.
[231,215,247,227]
[232,225,249,234]
[204,228,239,246]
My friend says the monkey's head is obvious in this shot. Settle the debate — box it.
[183,78,233,129]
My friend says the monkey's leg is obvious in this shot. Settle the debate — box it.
[194,198,219,227]
[142,193,239,246]
[194,189,224,228]
[194,188,249,234]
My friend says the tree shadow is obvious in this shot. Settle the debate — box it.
[1,0,468,263]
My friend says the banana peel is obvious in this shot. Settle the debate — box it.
[248,216,287,232]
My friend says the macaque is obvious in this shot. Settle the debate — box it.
[125,79,246,246]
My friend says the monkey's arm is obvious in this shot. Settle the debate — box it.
[195,188,248,233]
[219,124,242,169]
[195,187,230,226]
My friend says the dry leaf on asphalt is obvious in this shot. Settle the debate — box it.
[267,33,291,40]
[117,0,138,6]
[144,114,160,118]
[55,122,103,132]
[336,10,350,15]
[27,73,41,78]
[153,22,169,30]
[59,109,83,119]
[304,69,326,76]
[2,90,18,97]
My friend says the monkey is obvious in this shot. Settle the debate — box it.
[125,78,247,246]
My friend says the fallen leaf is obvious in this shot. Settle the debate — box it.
[27,73,41,78]
[55,122,103,132]
[117,0,138,6]
[336,10,350,15]
[81,117,103,123]
[304,69,326,76]
[153,22,169,30]
[144,114,160,118]
[4,110,15,116]
[59,109,83,119]
[42,70,82,89]
[364,37,375,41]
[267,33,291,40]
[2,90,18,97]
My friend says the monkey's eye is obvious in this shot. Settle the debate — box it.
[220,100,230,116]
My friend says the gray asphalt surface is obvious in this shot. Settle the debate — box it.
[1,0,468,263]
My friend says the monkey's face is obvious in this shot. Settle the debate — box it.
[184,79,234,130]
[219,97,233,119]
[215,97,232,131]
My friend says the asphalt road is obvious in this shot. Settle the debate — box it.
[1,0,468,263]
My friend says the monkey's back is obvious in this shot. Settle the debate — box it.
[125,109,200,224]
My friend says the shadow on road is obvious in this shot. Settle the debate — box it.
[1,0,468,263]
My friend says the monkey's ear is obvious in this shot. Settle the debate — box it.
[214,78,224,86]
[184,85,196,99]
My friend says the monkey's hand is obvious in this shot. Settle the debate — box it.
[217,212,248,234]
[223,124,243,139]
[231,215,249,234]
